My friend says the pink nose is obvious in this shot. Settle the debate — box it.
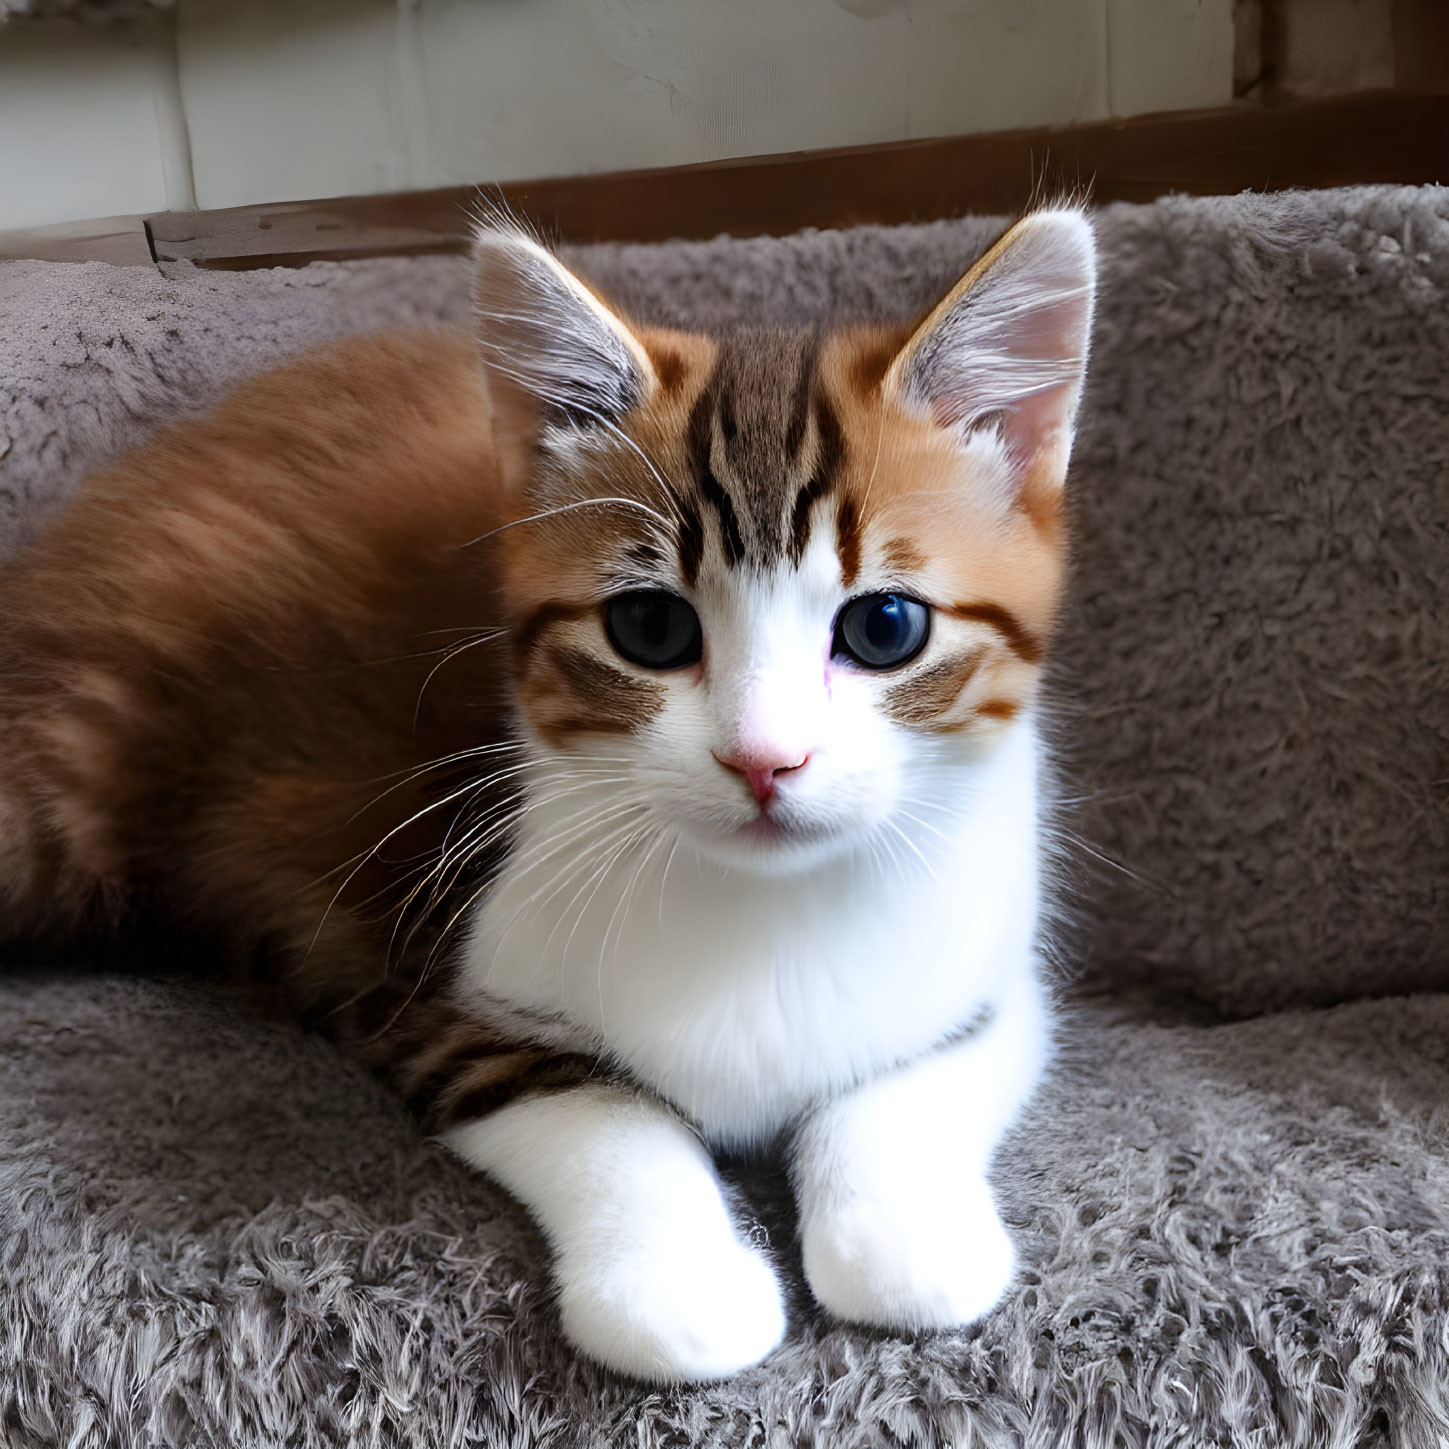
[713,749,810,806]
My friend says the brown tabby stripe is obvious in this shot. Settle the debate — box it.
[648,345,687,395]
[433,1052,607,1131]
[685,383,713,467]
[945,602,1043,663]
[977,698,1021,721]
[718,381,738,446]
[884,648,985,725]
[788,393,845,566]
[311,983,610,1137]
[514,599,595,659]
[405,1045,537,1117]
[688,390,746,567]
[883,537,927,575]
[835,494,862,587]
[543,645,661,731]
[783,338,819,461]
[396,1024,606,1131]
[700,472,746,567]
[672,489,705,586]
[788,473,834,566]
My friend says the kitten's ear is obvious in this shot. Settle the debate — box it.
[885,209,1096,498]
[471,220,655,440]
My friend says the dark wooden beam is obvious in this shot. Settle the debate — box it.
[11,88,1448,269]
[146,89,1449,270]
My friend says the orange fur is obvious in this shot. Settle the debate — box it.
[0,227,1072,1114]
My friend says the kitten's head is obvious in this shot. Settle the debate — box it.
[475,211,1095,875]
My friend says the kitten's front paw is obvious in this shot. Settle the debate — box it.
[557,1229,785,1382]
[802,1173,1015,1331]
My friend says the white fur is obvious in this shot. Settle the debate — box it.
[446,1087,786,1382]
[793,965,1049,1328]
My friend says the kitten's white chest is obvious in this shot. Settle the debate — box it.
[462,722,1043,1146]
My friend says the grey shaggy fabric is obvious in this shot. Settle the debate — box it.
[4,971,1449,1447]
[2,187,1448,1444]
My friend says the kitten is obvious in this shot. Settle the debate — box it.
[0,209,1095,1382]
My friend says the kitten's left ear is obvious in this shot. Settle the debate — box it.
[885,209,1096,498]
[471,219,656,440]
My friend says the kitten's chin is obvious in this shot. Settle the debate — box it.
[688,814,861,876]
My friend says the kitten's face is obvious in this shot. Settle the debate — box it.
[478,215,1094,875]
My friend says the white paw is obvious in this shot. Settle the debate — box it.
[556,1228,786,1382]
[802,1173,1015,1330]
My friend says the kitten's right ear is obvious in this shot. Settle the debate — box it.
[471,220,655,442]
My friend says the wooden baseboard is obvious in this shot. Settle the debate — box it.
[6,89,1446,268]
[0,214,153,268]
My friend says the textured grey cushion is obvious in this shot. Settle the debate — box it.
[3,969,1448,1446]
[3,187,1449,1444]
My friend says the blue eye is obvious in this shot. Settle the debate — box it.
[605,591,703,670]
[832,593,930,670]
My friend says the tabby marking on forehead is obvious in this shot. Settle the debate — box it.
[787,393,844,568]
[675,331,853,578]
[835,495,862,588]
[782,339,816,461]
[882,538,927,575]
[674,491,706,587]
[788,471,834,568]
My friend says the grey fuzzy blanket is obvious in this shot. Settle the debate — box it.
[3,187,1448,1446]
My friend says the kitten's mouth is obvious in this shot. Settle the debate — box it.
[737,812,789,845]
[734,807,829,852]
[696,804,853,874]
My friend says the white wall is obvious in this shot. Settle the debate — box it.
[0,11,192,231]
[0,0,1235,231]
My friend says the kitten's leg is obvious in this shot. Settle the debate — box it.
[446,1085,785,1382]
[792,965,1049,1330]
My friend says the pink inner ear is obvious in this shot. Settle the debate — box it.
[902,212,1096,476]
[471,224,647,428]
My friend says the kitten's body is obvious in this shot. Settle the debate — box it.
[0,212,1094,1381]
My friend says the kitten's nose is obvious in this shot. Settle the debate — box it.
[713,749,809,806]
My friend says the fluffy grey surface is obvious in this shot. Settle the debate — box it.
[4,971,1449,1447]
[2,187,1448,1444]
